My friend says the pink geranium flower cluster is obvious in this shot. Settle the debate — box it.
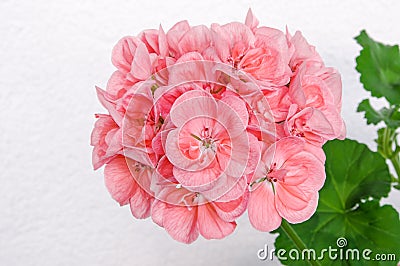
[91,10,345,243]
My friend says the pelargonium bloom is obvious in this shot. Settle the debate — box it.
[90,9,345,244]
[165,89,257,191]
[248,137,325,231]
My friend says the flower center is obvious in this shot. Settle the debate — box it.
[227,54,245,69]
[191,127,217,152]
[133,161,146,172]
[249,162,288,189]
[290,126,305,138]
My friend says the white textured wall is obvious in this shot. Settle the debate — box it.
[1,1,399,265]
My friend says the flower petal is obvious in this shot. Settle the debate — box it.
[173,160,223,192]
[111,36,139,73]
[217,94,249,138]
[178,25,211,55]
[197,203,236,239]
[131,41,152,80]
[163,204,199,244]
[169,91,218,128]
[151,200,167,227]
[276,190,319,224]
[245,8,259,30]
[129,186,153,219]
[248,182,282,231]
[104,156,138,206]
[96,87,123,126]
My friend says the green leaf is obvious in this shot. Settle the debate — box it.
[357,99,400,128]
[322,139,392,209]
[273,139,399,265]
[355,30,400,105]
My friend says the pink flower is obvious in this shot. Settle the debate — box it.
[151,156,248,243]
[91,114,122,170]
[212,21,292,88]
[91,10,346,242]
[286,30,323,71]
[122,85,161,167]
[285,104,338,147]
[248,137,325,231]
[165,90,258,191]
[91,87,124,170]
[286,62,345,144]
[262,86,292,122]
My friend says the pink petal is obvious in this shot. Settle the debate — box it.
[96,87,123,126]
[288,31,322,69]
[276,190,319,224]
[165,129,204,171]
[212,180,249,222]
[274,182,311,212]
[155,184,195,207]
[131,41,152,81]
[163,204,199,244]
[91,114,121,170]
[111,36,140,73]
[106,70,127,97]
[92,146,117,171]
[104,128,122,157]
[166,20,190,57]
[178,25,211,54]
[213,193,248,222]
[245,134,262,174]
[218,133,251,178]
[123,145,156,168]
[129,186,153,219]
[248,182,282,231]
[212,22,255,63]
[139,29,159,54]
[151,200,167,227]
[169,91,218,128]
[283,151,326,189]
[168,55,217,85]
[156,155,174,179]
[197,203,236,239]
[304,143,326,162]
[245,8,259,30]
[262,86,291,122]
[158,25,169,57]
[173,161,223,192]
[104,156,138,206]
[202,175,247,202]
[263,137,305,169]
[122,93,153,144]
[152,131,164,155]
[217,94,249,137]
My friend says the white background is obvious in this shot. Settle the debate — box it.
[1,1,399,265]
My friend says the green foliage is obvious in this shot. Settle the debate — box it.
[355,30,400,188]
[357,99,400,129]
[274,140,400,265]
[355,30,400,105]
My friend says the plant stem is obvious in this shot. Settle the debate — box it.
[389,155,400,183]
[381,127,400,184]
[280,220,321,266]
